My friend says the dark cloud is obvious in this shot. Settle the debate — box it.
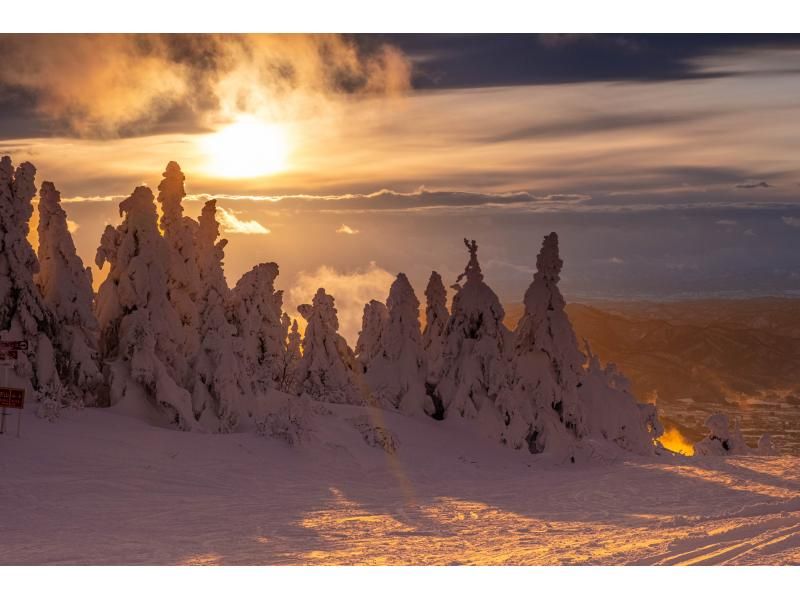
[374,34,800,89]
[735,181,772,189]
[0,34,411,140]
[478,110,719,144]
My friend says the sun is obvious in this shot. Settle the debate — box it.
[201,115,289,179]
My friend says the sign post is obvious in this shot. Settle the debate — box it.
[0,340,27,438]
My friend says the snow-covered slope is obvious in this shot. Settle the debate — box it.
[1,403,798,565]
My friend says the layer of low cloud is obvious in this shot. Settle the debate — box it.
[189,189,592,213]
[336,224,360,235]
[286,262,395,344]
[735,180,771,189]
[216,206,270,235]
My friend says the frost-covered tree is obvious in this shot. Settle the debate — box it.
[578,341,663,455]
[231,261,288,392]
[421,271,448,388]
[359,274,429,413]
[95,185,195,429]
[498,233,661,457]
[36,181,102,405]
[0,157,65,410]
[757,434,777,456]
[434,240,509,423]
[293,288,365,404]
[355,300,388,366]
[694,413,751,456]
[156,161,202,374]
[497,232,586,454]
[273,316,303,392]
[192,199,253,431]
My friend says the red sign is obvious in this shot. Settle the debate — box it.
[0,387,25,409]
[0,341,27,351]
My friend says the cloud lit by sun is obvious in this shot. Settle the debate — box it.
[200,115,289,179]
[216,205,271,235]
[336,224,360,235]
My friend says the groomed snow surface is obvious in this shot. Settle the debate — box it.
[1,403,798,565]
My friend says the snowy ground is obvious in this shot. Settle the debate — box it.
[1,404,799,565]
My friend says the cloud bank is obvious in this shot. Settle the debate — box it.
[0,34,411,138]
[286,262,395,344]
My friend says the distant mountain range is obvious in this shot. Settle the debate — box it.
[505,298,800,453]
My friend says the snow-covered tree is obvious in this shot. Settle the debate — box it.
[286,317,302,362]
[277,313,303,392]
[421,271,448,388]
[95,185,195,429]
[497,232,586,454]
[355,300,388,366]
[757,434,777,456]
[156,161,202,375]
[694,413,751,456]
[359,274,429,413]
[35,181,102,405]
[0,157,66,410]
[434,240,509,424]
[192,199,253,431]
[578,341,663,455]
[230,261,288,392]
[293,288,365,405]
[498,233,661,457]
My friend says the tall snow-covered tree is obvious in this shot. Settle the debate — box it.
[95,185,195,428]
[293,288,365,405]
[498,233,661,457]
[35,181,102,405]
[231,260,288,392]
[434,240,509,424]
[359,274,429,413]
[192,199,253,431]
[355,300,388,365]
[0,157,65,409]
[156,161,202,375]
[422,271,448,388]
[497,232,586,453]
[276,316,303,392]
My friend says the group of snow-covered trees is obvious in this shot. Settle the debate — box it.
[1,155,665,457]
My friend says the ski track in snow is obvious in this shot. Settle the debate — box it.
[1,406,798,565]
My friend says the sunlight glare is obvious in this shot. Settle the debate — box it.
[201,115,289,179]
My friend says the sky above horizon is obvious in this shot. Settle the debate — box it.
[2,33,800,340]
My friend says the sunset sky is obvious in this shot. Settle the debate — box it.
[2,33,800,340]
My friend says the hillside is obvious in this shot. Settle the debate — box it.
[503,299,800,453]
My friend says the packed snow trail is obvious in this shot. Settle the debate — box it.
[1,405,798,565]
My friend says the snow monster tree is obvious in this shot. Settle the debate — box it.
[498,233,662,458]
